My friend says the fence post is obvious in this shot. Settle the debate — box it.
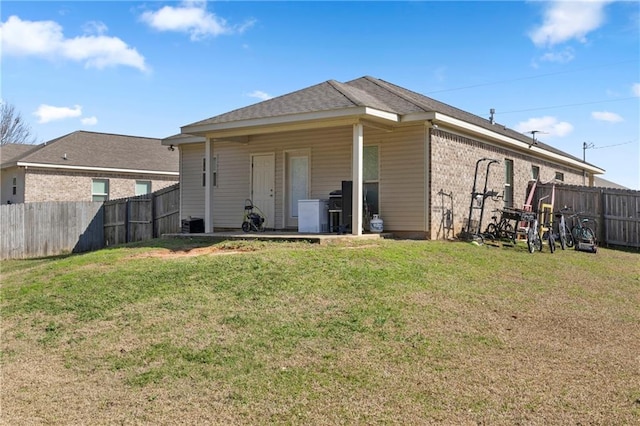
[152,192,157,238]
[599,189,606,246]
[125,198,130,244]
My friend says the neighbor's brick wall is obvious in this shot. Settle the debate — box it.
[429,129,583,239]
[23,168,178,202]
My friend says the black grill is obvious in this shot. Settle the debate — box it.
[329,190,342,211]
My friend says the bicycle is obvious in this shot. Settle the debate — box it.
[568,211,597,253]
[553,207,574,250]
[484,209,515,242]
[524,211,542,253]
[527,197,555,254]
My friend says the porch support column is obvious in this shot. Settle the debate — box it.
[351,123,364,236]
[204,138,214,233]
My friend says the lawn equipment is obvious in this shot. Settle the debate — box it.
[241,199,266,232]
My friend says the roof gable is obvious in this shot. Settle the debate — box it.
[181,76,598,170]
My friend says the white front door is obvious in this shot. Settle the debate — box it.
[251,153,275,229]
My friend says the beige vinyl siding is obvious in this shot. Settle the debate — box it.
[212,127,352,229]
[368,125,426,232]
[180,143,206,220]
[201,124,426,232]
[1,166,25,205]
[210,141,251,229]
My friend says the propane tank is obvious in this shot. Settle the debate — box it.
[369,214,384,233]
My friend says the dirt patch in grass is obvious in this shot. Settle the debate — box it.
[128,246,249,259]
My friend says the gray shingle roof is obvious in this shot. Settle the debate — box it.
[1,131,178,172]
[185,76,591,167]
[0,143,41,164]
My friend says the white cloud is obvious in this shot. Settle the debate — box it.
[81,116,98,125]
[539,47,575,64]
[433,66,447,83]
[529,0,612,47]
[632,83,640,97]
[247,90,272,101]
[140,1,255,41]
[514,116,574,138]
[0,15,147,71]
[33,104,82,124]
[82,21,108,36]
[591,111,623,123]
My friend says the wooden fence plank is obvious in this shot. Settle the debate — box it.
[0,202,104,260]
[534,183,639,248]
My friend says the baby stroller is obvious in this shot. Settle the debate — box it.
[242,199,266,232]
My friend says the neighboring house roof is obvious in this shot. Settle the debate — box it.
[593,176,630,190]
[2,130,179,175]
[0,143,41,163]
[178,76,603,174]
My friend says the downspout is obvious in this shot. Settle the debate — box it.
[425,122,433,239]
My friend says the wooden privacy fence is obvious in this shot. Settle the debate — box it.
[0,201,104,260]
[1,184,180,260]
[103,183,180,246]
[533,183,639,248]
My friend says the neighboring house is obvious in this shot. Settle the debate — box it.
[593,176,630,190]
[1,131,179,204]
[163,76,604,238]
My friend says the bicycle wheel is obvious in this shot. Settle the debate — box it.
[501,223,514,240]
[241,221,251,232]
[527,227,536,253]
[583,227,596,243]
[557,223,566,250]
[535,234,543,252]
[548,231,555,253]
[485,223,497,240]
[564,224,574,247]
[571,226,581,244]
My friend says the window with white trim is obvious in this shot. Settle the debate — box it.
[531,165,540,181]
[202,156,218,187]
[363,145,379,216]
[92,179,109,202]
[504,159,514,208]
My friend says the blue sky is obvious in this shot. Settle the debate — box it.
[2,0,639,189]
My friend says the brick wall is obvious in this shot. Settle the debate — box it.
[23,168,178,202]
[429,129,583,239]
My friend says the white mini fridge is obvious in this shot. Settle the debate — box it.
[298,199,329,233]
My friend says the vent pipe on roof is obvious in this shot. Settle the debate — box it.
[63,153,67,160]
[489,108,495,125]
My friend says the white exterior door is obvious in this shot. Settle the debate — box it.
[251,153,275,228]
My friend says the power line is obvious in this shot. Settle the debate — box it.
[496,96,637,115]
[590,141,636,150]
[425,59,637,95]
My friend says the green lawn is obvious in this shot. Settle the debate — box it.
[1,238,639,424]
